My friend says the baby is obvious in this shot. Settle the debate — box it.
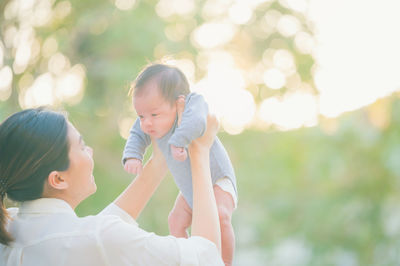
[123,63,237,265]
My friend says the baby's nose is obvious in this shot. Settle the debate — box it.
[141,118,152,128]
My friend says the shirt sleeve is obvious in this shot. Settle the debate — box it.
[168,93,209,148]
[97,215,224,266]
[122,118,151,164]
[99,203,138,226]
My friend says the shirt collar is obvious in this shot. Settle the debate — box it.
[18,198,76,216]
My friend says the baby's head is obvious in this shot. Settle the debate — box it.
[130,64,190,139]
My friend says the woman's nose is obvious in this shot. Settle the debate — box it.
[88,146,93,156]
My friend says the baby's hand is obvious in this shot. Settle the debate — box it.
[171,145,188,162]
[124,158,143,175]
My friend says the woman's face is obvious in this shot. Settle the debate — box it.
[59,122,96,203]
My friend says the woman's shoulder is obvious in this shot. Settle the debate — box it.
[98,203,138,225]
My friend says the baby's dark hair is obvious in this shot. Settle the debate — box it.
[130,64,190,104]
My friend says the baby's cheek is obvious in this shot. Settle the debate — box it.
[164,120,174,132]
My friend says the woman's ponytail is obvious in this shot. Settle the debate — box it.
[0,194,13,245]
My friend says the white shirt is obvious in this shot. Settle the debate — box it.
[0,198,223,266]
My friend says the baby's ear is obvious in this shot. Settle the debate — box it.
[176,95,185,126]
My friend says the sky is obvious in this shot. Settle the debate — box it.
[309,0,400,118]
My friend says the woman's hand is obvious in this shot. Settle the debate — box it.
[188,114,219,155]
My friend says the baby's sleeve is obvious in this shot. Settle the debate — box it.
[168,93,208,148]
[122,118,151,164]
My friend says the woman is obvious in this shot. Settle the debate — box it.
[0,107,223,265]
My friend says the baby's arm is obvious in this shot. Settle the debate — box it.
[123,118,151,174]
[169,93,208,161]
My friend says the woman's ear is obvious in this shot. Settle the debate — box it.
[47,171,69,190]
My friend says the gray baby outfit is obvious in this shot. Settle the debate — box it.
[123,92,237,208]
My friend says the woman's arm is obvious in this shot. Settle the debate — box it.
[189,115,221,253]
[114,140,168,220]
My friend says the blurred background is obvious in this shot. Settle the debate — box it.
[1,0,400,265]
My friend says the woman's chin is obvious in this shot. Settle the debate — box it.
[90,183,97,195]
[90,175,97,193]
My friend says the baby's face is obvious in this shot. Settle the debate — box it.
[133,83,176,139]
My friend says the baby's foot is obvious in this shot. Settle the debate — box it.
[171,145,188,162]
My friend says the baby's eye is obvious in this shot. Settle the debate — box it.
[151,114,158,117]
[139,115,144,119]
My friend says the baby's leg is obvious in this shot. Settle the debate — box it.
[214,184,236,266]
[168,193,192,238]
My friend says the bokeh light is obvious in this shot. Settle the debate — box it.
[164,23,189,42]
[263,68,286,90]
[114,0,137,11]
[55,64,86,105]
[53,1,72,20]
[273,49,296,75]
[294,31,315,54]
[156,0,195,18]
[192,21,237,49]
[0,43,4,67]
[192,51,256,134]
[228,2,253,25]
[270,238,311,266]
[277,15,301,37]
[20,72,55,108]
[42,37,58,58]
[258,92,318,130]
[118,116,136,139]
[48,52,71,75]
[279,0,308,14]
[32,0,53,27]
[0,66,13,101]
[165,58,196,84]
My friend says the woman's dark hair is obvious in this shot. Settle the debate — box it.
[130,63,190,104]
[0,107,70,245]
